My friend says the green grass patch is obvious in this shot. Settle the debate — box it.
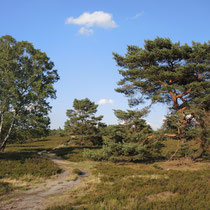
[72,168,83,175]
[0,152,61,179]
[0,136,66,197]
[0,182,13,196]
[50,163,210,210]
[2,136,210,209]
[5,135,69,153]
[52,146,100,162]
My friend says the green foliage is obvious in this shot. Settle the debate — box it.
[163,111,210,159]
[52,144,100,162]
[0,35,59,150]
[49,128,66,137]
[65,98,104,146]
[84,109,163,162]
[113,37,210,159]
[113,37,209,109]
[84,137,163,162]
[72,168,83,175]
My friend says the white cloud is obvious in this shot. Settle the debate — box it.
[79,27,94,36]
[127,11,144,20]
[98,99,114,105]
[65,11,117,35]
[66,11,117,28]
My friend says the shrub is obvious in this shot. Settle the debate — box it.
[83,137,163,162]
[72,168,83,175]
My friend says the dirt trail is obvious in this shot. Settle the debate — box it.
[1,152,89,210]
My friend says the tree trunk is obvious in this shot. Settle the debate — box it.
[0,113,15,152]
[0,113,4,142]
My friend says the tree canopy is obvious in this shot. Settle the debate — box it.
[65,98,104,145]
[0,35,59,151]
[113,37,210,158]
[113,37,209,111]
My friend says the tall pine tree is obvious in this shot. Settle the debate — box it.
[113,37,210,158]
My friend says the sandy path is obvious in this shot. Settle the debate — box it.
[1,152,88,210]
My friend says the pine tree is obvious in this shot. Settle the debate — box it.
[113,37,210,158]
[65,98,104,145]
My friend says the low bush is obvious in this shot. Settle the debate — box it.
[83,137,163,162]
[72,168,83,175]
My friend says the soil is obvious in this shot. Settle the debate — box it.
[0,152,89,210]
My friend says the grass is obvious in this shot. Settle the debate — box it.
[1,135,209,210]
[0,152,62,199]
[0,135,67,199]
[72,168,83,175]
[0,152,61,179]
[52,146,100,162]
[0,182,13,196]
[44,137,210,210]
[48,163,210,210]
[5,135,68,153]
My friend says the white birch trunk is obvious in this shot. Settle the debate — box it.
[0,113,4,141]
[0,112,15,152]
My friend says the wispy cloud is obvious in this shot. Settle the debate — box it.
[65,11,117,36]
[126,11,144,20]
[79,27,94,36]
[98,99,114,105]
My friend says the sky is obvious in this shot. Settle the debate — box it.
[0,0,210,129]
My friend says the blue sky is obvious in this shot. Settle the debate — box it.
[1,0,210,129]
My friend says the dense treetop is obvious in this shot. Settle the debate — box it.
[0,35,59,151]
[113,37,210,111]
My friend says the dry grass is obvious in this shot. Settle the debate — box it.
[147,191,178,201]
[64,175,78,182]
[122,174,169,180]
[0,175,44,189]
[2,136,210,210]
[47,161,210,210]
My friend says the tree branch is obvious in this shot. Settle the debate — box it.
[158,80,178,107]
[176,88,192,99]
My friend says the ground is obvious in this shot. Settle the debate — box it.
[0,136,209,210]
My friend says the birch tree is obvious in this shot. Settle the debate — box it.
[0,35,59,151]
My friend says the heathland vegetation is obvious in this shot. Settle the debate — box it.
[0,36,209,209]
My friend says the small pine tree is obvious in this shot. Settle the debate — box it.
[84,109,163,162]
[65,98,104,145]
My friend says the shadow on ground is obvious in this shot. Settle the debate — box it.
[52,146,101,162]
